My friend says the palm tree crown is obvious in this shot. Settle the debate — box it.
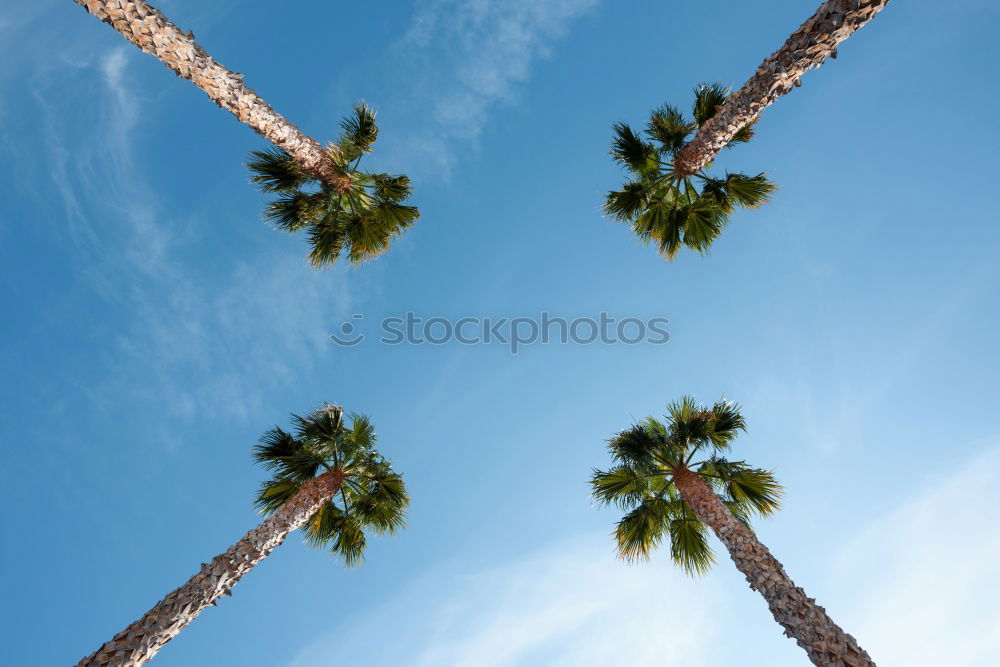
[253,404,409,566]
[248,103,420,268]
[590,396,781,574]
[605,84,776,260]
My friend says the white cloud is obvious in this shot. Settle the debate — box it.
[105,253,354,420]
[834,444,1000,665]
[383,0,599,180]
[289,444,1000,667]
[289,535,718,667]
[21,33,358,423]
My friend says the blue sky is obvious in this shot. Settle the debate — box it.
[2,0,999,664]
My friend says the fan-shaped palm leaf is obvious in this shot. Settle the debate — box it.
[605,84,774,260]
[248,103,420,268]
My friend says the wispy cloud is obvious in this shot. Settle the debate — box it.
[105,253,354,421]
[28,43,178,290]
[289,443,1000,667]
[835,443,1000,666]
[382,0,599,180]
[289,535,718,666]
[15,23,357,424]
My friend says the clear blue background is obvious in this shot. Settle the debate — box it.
[1,1,998,665]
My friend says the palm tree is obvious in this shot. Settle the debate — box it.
[605,83,776,260]
[590,396,874,666]
[70,0,351,191]
[247,103,420,267]
[76,404,408,667]
[673,0,890,176]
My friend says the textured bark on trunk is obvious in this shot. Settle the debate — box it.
[75,469,344,667]
[71,0,350,191]
[673,0,890,176]
[672,466,875,666]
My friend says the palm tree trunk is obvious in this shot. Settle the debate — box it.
[672,466,875,666]
[71,0,350,191]
[75,469,344,667]
[673,0,890,176]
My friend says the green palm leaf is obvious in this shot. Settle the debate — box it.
[330,514,367,567]
[723,173,776,209]
[704,400,746,449]
[680,197,726,253]
[252,427,299,467]
[604,181,650,222]
[692,83,729,127]
[247,148,306,193]
[248,103,419,268]
[668,507,716,575]
[611,122,658,175]
[590,464,654,508]
[254,408,409,567]
[615,497,671,562]
[607,423,661,466]
[340,102,379,156]
[352,472,408,535]
[254,477,302,515]
[372,174,413,203]
[647,104,695,154]
[606,84,772,260]
[306,216,346,268]
[593,396,783,577]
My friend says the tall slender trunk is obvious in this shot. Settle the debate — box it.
[673,0,890,176]
[71,0,350,191]
[672,466,875,666]
[75,469,343,667]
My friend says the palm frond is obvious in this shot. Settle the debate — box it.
[282,449,326,481]
[590,464,656,508]
[705,399,746,449]
[681,197,726,254]
[700,176,728,208]
[611,122,658,175]
[652,205,684,260]
[631,195,669,243]
[668,508,716,575]
[252,427,301,468]
[372,200,420,231]
[665,395,700,426]
[346,413,377,451]
[343,215,391,265]
[303,500,343,547]
[298,405,345,439]
[331,514,367,567]
[247,148,308,193]
[352,472,409,535]
[604,181,651,222]
[605,85,772,261]
[307,216,346,268]
[340,101,379,154]
[701,457,781,515]
[253,407,408,567]
[263,191,318,232]
[692,83,730,127]
[722,173,776,209]
[372,174,413,203]
[614,497,671,562]
[607,423,662,466]
[646,104,695,154]
[734,470,783,517]
[249,102,418,269]
[254,477,302,515]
